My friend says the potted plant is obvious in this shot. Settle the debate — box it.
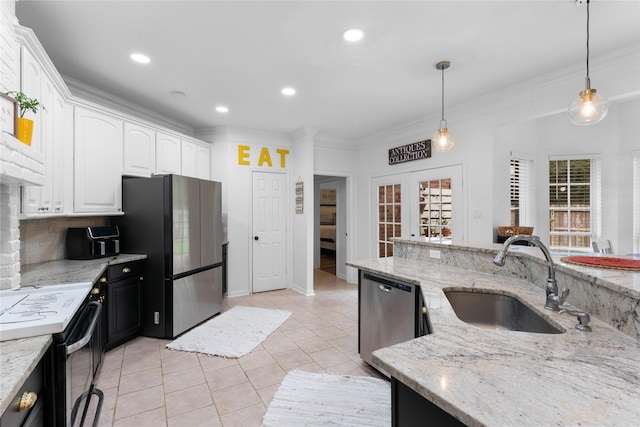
[5,91,46,146]
[441,218,451,237]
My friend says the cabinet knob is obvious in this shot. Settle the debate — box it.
[122,267,131,274]
[19,391,37,412]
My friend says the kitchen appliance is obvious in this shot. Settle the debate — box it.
[0,282,105,426]
[50,297,104,427]
[359,271,430,377]
[65,226,121,260]
[114,174,223,338]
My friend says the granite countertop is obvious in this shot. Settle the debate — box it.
[0,254,146,416]
[349,257,640,427]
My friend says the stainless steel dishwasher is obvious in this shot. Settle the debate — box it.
[359,270,430,376]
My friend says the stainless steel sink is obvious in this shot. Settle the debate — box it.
[444,290,565,334]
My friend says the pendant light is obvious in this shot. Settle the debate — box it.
[433,61,454,152]
[568,0,609,125]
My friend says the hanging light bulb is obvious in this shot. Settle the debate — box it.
[433,61,454,152]
[568,0,609,125]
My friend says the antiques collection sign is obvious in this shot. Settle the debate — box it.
[388,139,431,165]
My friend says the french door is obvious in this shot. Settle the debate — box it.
[372,165,464,257]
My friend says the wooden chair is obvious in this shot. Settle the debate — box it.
[592,240,613,254]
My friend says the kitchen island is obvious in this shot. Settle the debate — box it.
[349,239,640,427]
[0,254,146,416]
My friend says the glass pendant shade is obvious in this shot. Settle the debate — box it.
[568,0,608,126]
[568,79,609,125]
[432,120,454,152]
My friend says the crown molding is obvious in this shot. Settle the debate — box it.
[356,42,640,150]
[196,125,293,146]
[63,76,195,136]
[15,25,71,98]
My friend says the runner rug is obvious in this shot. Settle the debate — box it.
[166,305,291,358]
[262,370,391,426]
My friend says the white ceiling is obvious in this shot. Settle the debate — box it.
[14,0,640,142]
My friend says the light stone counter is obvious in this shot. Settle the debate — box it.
[0,254,146,416]
[348,253,640,427]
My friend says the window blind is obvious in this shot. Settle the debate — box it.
[634,151,640,253]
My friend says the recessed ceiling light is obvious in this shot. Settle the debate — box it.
[343,28,364,42]
[281,87,296,96]
[130,53,151,64]
[216,106,229,113]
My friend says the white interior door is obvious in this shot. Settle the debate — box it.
[252,171,288,293]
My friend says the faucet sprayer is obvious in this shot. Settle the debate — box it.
[493,235,570,311]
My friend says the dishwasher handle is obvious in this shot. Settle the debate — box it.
[363,272,414,293]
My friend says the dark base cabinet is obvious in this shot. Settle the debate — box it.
[392,377,467,427]
[103,261,144,351]
[0,350,49,427]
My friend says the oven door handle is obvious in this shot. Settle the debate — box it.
[66,301,102,356]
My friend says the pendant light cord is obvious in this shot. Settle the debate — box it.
[586,0,590,79]
[441,65,445,122]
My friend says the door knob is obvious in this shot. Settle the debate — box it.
[254,236,259,240]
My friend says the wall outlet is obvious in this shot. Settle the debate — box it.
[154,312,160,324]
[429,249,441,259]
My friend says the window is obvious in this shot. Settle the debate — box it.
[634,151,640,253]
[419,179,452,241]
[509,157,533,227]
[549,157,601,250]
[377,184,401,257]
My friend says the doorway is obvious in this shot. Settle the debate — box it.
[314,175,347,279]
[371,165,464,257]
[252,171,288,293]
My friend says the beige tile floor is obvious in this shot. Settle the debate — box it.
[90,269,384,426]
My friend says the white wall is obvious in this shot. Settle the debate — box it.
[202,127,294,297]
[308,43,640,282]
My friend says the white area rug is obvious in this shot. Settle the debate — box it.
[262,370,391,427]
[166,305,291,358]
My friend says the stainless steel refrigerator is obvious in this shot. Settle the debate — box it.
[115,174,223,338]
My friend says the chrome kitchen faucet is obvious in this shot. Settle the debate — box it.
[493,235,570,311]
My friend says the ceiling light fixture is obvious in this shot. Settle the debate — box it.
[281,87,296,96]
[130,53,150,64]
[568,0,608,125]
[343,28,364,42]
[432,60,454,153]
[216,106,229,113]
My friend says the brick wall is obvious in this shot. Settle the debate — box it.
[0,183,21,289]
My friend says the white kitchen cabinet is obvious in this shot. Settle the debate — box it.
[123,122,155,177]
[181,139,211,179]
[181,139,198,178]
[74,107,123,213]
[156,132,181,175]
[196,143,211,180]
[20,64,68,215]
[20,47,43,154]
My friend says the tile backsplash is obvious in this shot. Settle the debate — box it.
[20,216,108,266]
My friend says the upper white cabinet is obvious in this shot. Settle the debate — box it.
[181,139,211,179]
[20,47,69,215]
[123,122,155,177]
[74,107,123,213]
[181,139,198,178]
[20,47,43,154]
[196,142,211,180]
[156,132,181,175]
